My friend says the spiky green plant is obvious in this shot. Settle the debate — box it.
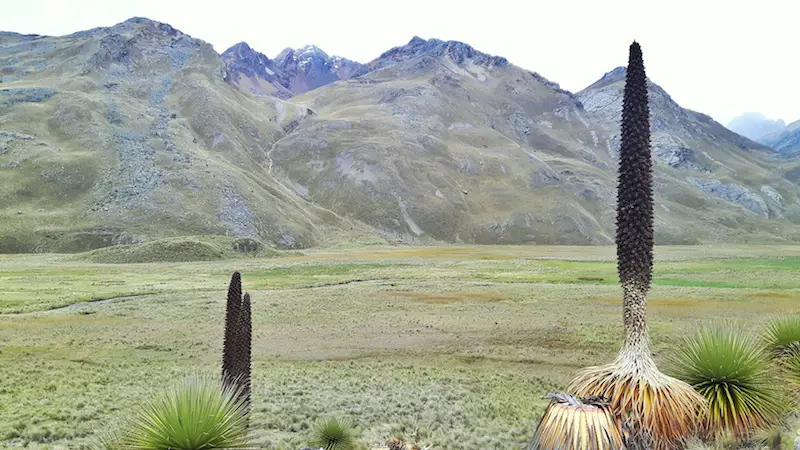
[120,374,251,449]
[221,272,252,413]
[310,416,359,450]
[669,325,783,439]
[785,351,800,385]
[552,41,705,450]
[89,420,126,450]
[763,315,800,357]
[527,393,625,450]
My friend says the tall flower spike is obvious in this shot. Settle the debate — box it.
[236,292,252,412]
[616,41,654,293]
[222,271,242,386]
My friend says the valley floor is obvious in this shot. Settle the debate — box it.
[1,245,799,449]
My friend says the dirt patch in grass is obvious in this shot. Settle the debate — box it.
[576,276,605,282]
[382,291,505,303]
[748,291,800,299]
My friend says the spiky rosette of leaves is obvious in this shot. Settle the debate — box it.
[763,315,800,357]
[784,351,800,391]
[310,416,359,450]
[616,41,654,293]
[120,374,251,449]
[528,392,625,450]
[669,325,784,439]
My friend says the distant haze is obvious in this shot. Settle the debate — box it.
[2,0,798,125]
[727,112,786,141]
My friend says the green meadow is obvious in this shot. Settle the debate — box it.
[1,245,799,449]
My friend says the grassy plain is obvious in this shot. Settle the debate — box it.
[1,245,799,449]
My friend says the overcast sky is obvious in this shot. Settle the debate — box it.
[2,0,798,125]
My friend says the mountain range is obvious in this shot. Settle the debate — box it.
[727,112,800,155]
[1,17,799,252]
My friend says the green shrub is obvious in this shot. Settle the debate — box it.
[309,416,359,450]
[115,374,250,449]
[669,325,784,439]
[763,315,800,357]
[785,351,800,383]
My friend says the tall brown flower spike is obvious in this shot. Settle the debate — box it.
[530,42,705,450]
[221,272,252,415]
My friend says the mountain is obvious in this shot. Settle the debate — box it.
[0,17,354,253]
[727,113,800,154]
[577,67,797,226]
[221,42,293,98]
[761,119,800,154]
[1,19,799,252]
[270,37,800,244]
[222,42,366,98]
[727,112,786,141]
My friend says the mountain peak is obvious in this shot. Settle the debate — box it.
[408,36,426,46]
[299,44,324,53]
[601,66,627,82]
[370,36,509,71]
[222,41,272,65]
[225,41,253,53]
[118,16,183,37]
[221,41,292,97]
[582,66,626,91]
[223,42,366,97]
[66,16,196,43]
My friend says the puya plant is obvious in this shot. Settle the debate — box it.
[529,42,706,450]
[309,416,359,450]
[763,315,800,401]
[90,273,254,450]
[527,393,625,450]
[670,325,784,441]
[222,271,252,414]
[118,374,251,450]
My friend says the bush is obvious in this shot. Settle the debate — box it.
[97,374,250,449]
[763,315,800,357]
[309,416,359,450]
[669,325,784,440]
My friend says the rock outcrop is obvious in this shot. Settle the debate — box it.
[687,178,769,217]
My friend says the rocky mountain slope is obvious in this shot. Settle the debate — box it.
[1,18,799,252]
[0,18,358,253]
[761,119,800,154]
[269,37,800,244]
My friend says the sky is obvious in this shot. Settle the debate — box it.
[2,0,798,126]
